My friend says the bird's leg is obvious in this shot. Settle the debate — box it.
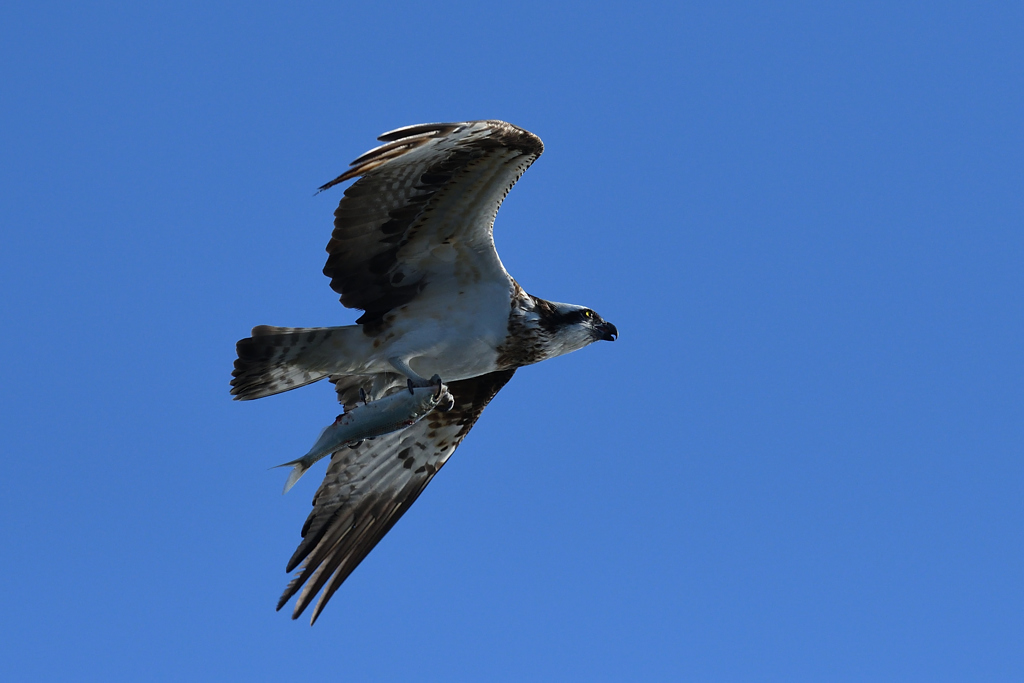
[388,357,438,388]
[390,358,447,406]
[407,374,443,396]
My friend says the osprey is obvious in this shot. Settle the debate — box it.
[231,120,617,624]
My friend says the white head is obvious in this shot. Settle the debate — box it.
[530,298,617,360]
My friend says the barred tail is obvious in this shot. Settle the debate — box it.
[230,325,338,400]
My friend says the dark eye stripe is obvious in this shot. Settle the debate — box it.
[538,307,597,332]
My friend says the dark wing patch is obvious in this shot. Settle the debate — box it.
[320,120,544,330]
[277,369,516,624]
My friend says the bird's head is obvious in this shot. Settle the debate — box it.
[534,300,617,358]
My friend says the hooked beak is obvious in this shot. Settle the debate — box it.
[596,321,618,342]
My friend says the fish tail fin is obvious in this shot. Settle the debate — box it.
[274,457,311,494]
[230,325,347,400]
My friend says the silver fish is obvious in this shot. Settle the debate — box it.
[276,377,453,493]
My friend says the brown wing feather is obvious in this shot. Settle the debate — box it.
[277,369,516,624]
[319,120,544,329]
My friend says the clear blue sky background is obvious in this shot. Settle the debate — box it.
[2,2,1022,680]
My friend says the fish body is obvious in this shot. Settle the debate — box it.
[277,381,453,493]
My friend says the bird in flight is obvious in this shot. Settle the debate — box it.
[231,120,617,624]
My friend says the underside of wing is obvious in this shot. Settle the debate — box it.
[277,369,516,624]
[320,120,544,329]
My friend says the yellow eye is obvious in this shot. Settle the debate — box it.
[583,310,592,318]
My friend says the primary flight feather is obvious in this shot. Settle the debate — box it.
[231,120,617,624]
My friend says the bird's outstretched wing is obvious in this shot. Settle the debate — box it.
[320,120,544,329]
[277,369,516,624]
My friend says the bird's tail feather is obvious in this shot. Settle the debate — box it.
[231,325,339,400]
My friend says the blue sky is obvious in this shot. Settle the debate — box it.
[2,1,1022,680]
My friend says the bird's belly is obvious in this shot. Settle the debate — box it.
[376,284,511,380]
[408,339,501,381]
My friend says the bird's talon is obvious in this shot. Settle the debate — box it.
[437,393,455,412]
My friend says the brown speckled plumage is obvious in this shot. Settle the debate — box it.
[232,121,614,624]
[277,370,515,624]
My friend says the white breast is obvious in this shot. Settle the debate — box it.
[373,276,513,381]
